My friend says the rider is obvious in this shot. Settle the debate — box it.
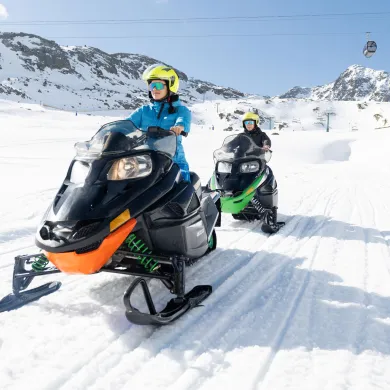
[241,112,279,224]
[125,64,191,181]
[242,112,271,150]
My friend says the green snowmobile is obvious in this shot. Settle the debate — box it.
[207,133,285,234]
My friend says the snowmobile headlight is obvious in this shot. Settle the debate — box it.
[70,161,90,184]
[239,161,260,173]
[217,162,232,173]
[107,155,152,180]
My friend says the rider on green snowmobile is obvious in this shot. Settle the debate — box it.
[211,111,283,232]
[242,112,271,150]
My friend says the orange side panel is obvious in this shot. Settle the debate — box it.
[44,218,137,274]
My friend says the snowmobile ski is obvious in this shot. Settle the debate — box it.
[260,206,285,234]
[124,278,212,325]
[0,281,61,313]
[261,221,285,234]
[0,254,62,313]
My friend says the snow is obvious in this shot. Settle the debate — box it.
[189,98,390,139]
[1,98,390,389]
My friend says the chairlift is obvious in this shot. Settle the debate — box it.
[363,32,377,58]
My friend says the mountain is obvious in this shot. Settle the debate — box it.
[2,32,389,110]
[0,32,246,110]
[279,65,390,102]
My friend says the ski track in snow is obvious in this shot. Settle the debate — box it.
[254,185,354,389]
[47,185,338,390]
[2,104,390,390]
[253,188,341,389]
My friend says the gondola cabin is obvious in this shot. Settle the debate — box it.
[363,41,377,58]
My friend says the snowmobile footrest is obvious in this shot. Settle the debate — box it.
[0,281,61,313]
[124,278,212,325]
[261,221,285,234]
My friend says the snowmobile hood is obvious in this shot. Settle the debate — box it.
[35,121,182,254]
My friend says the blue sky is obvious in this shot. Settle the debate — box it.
[0,0,389,96]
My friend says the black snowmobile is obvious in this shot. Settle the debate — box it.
[207,133,284,233]
[0,120,220,325]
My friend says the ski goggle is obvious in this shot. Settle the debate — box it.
[244,120,255,125]
[149,81,166,91]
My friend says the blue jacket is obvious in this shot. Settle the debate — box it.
[125,98,191,178]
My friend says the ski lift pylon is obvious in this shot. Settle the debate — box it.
[363,32,377,58]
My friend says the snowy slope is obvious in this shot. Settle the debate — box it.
[189,98,390,133]
[280,64,390,102]
[0,32,246,110]
[1,100,390,389]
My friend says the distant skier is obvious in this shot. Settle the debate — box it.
[241,112,271,149]
[212,125,214,131]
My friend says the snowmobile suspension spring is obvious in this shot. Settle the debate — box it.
[251,197,269,217]
[31,254,49,272]
[125,234,159,272]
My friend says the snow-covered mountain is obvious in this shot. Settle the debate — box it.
[1,31,389,116]
[280,65,390,102]
[0,32,246,110]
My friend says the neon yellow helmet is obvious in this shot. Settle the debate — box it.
[142,64,180,94]
[242,112,260,125]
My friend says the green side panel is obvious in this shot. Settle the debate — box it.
[220,174,264,214]
[221,192,255,214]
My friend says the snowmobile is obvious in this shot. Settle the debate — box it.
[0,120,220,325]
[206,133,284,234]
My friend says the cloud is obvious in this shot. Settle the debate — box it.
[0,4,8,20]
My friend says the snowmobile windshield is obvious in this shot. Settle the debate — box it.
[74,120,177,159]
[213,134,270,163]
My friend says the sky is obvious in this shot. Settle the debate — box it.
[0,0,390,96]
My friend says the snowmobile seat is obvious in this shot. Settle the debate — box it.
[190,172,202,199]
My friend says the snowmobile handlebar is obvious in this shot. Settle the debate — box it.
[129,126,174,148]
[147,126,187,137]
[145,126,168,137]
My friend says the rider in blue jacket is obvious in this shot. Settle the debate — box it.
[126,64,191,182]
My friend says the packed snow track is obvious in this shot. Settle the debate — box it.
[1,102,390,390]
